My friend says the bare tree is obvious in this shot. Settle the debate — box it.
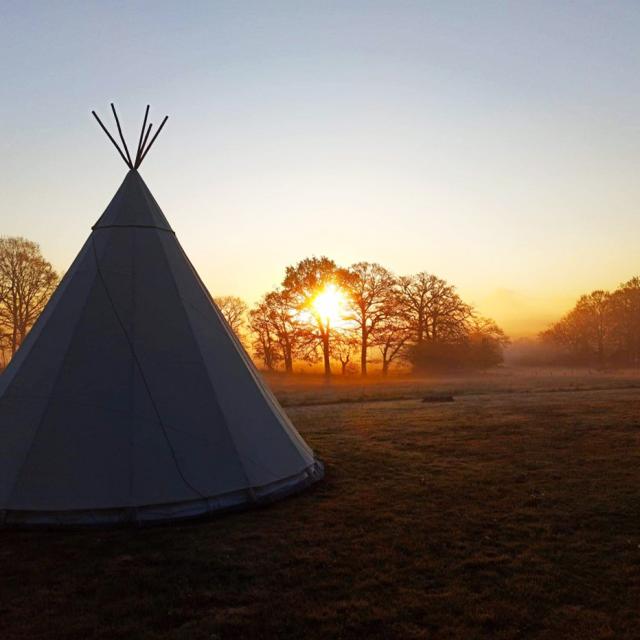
[266,289,306,373]
[248,289,308,373]
[248,299,280,371]
[397,272,472,344]
[610,277,640,367]
[332,330,359,375]
[0,237,58,357]
[343,262,396,376]
[374,299,412,376]
[542,290,612,367]
[214,295,248,337]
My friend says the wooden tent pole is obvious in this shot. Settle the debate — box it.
[138,116,168,166]
[134,105,150,168]
[110,104,133,168]
[91,110,131,168]
[136,123,153,169]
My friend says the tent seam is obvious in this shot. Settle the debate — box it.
[153,230,256,491]
[90,235,208,504]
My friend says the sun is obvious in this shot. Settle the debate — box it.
[312,283,346,326]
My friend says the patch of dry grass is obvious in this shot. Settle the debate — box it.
[2,372,640,639]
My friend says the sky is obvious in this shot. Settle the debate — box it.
[1,1,639,337]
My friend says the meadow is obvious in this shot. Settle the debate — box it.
[2,368,639,639]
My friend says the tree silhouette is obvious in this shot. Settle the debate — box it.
[541,281,640,368]
[248,299,280,371]
[332,330,359,375]
[214,295,248,336]
[0,237,58,357]
[374,308,412,376]
[542,290,613,367]
[609,277,640,367]
[269,289,306,373]
[397,272,472,345]
[249,289,311,373]
[343,262,396,376]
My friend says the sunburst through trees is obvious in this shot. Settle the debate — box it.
[246,257,509,376]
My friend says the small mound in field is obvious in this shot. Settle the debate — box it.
[422,394,455,403]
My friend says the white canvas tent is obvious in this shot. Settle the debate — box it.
[0,106,323,527]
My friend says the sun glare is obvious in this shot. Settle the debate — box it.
[312,283,346,326]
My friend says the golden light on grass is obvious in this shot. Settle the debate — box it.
[312,283,347,326]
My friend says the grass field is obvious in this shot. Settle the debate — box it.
[2,368,640,639]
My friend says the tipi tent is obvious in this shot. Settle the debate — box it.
[0,105,323,526]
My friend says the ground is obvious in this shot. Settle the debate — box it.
[2,368,640,639]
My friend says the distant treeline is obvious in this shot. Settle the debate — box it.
[536,278,640,368]
[506,278,640,369]
[218,257,509,376]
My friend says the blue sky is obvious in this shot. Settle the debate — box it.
[1,1,639,335]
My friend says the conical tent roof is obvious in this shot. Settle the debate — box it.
[0,112,323,527]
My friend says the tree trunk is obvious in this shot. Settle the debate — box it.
[322,329,331,377]
[360,327,368,376]
[18,325,27,349]
[284,344,293,373]
[382,360,389,376]
[417,311,424,344]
